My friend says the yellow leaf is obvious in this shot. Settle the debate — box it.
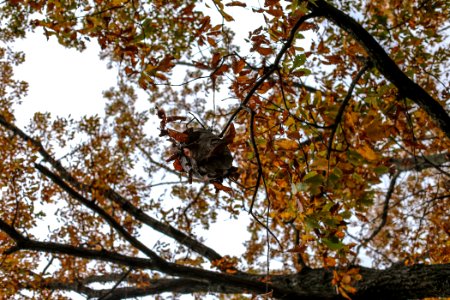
[274,139,298,150]
[356,144,378,161]
[111,0,126,6]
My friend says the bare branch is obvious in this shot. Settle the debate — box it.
[364,172,400,243]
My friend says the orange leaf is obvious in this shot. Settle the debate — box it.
[256,46,273,56]
[356,144,378,161]
[211,52,221,68]
[223,123,235,144]
[167,129,189,143]
[232,58,246,74]
[214,64,229,76]
[212,182,233,194]
[324,257,336,267]
[207,37,217,47]
[274,139,298,150]
[173,158,184,172]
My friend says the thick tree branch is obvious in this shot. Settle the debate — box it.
[17,255,450,300]
[308,0,450,138]
[2,218,448,299]
[34,163,162,263]
[0,114,222,263]
[271,263,450,300]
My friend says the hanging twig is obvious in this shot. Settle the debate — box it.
[326,61,372,160]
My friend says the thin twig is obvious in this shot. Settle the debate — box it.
[326,61,372,160]
[248,110,283,249]
[353,172,400,263]
[98,269,132,300]
[219,13,318,138]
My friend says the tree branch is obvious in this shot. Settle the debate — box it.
[34,163,163,263]
[308,0,450,138]
[389,152,450,174]
[365,172,400,243]
[326,61,372,160]
[0,114,223,263]
[32,262,450,300]
[219,12,318,138]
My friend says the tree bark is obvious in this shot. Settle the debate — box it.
[271,264,450,299]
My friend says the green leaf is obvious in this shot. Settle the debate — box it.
[305,216,320,230]
[374,165,389,175]
[293,54,306,69]
[322,237,344,250]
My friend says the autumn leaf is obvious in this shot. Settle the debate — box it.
[212,182,233,195]
[232,58,246,74]
[356,144,379,161]
[223,123,236,144]
[173,158,184,172]
[167,129,190,143]
[274,139,298,150]
[256,46,273,55]
[226,1,246,7]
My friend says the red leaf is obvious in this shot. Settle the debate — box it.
[212,182,233,194]
[173,158,184,171]
[167,129,189,143]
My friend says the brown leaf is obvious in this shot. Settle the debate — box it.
[226,1,246,7]
[232,58,246,74]
[173,158,184,172]
[256,46,273,56]
[167,129,190,143]
[223,123,236,144]
[212,182,233,194]
[166,116,187,123]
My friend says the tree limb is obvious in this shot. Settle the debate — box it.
[34,163,162,263]
[17,258,450,300]
[308,0,450,138]
[326,61,372,160]
[0,114,223,263]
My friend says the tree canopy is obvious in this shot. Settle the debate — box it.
[0,0,449,299]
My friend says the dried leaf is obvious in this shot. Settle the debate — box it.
[173,158,184,171]
[223,123,236,144]
[167,129,190,143]
[212,182,233,194]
